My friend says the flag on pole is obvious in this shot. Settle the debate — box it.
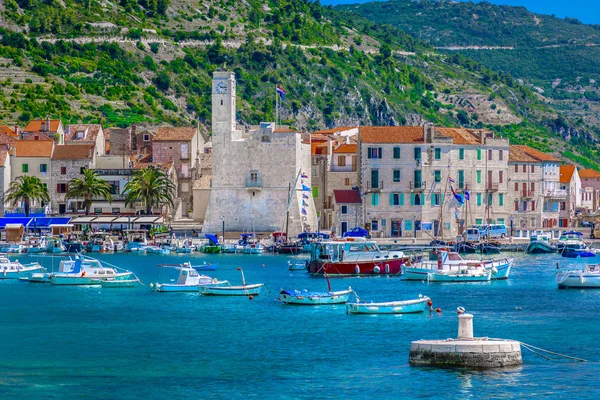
[303,193,309,199]
[448,177,455,184]
[450,185,464,205]
[465,190,470,201]
[454,207,460,219]
[301,208,307,215]
[302,185,311,192]
[276,85,287,101]
[301,172,308,179]
[302,200,308,207]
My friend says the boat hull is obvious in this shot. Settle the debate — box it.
[51,272,133,285]
[308,259,404,276]
[0,265,45,279]
[200,283,264,296]
[562,251,595,258]
[426,271,491,282]
[101,279,138,288]
[155,284,199,292]
[346,297,430,314]
[526,242,556,254]
[278,289,352,305]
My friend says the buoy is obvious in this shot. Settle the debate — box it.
[427,299,433,307]
[248,295,254,300]
[149,283,154,288]
[435,308,442,313]
[457,306,466,314]
[373,266,381,274]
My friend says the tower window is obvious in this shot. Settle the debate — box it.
[221,100,223,106]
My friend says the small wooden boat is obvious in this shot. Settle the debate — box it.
[426,268,491,282]
[346,295,431,314]
[557,264,600,289]
[152,264,227,292]
[479,241,501,254]
[455,241,478,254]
[199,268,264,296]
[278,270,352,305]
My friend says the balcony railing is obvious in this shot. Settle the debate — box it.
[487,183,499,192]
[93,169,134,176]
[544,189,567,199]
[410,181,427,191]
[367,181,383,191]
[521,190,535,199]
[245,178,263,189]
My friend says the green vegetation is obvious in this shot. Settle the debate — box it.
[124,167,175,215]
[66,169,113,215]
[4,176,50,217]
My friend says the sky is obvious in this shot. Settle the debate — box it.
[321,0,600,25]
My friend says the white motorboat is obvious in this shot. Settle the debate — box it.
[402,250,512,281]
[425,268,492,282]
[125,230,148,252]
[346,295,432,314]
[557,264,600,288]
[50,257,134,285]
[0,257,45,279]
[288,260,307,271]
[199,268,263,296]
[152,264,228,292]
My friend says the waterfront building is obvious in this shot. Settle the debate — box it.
[65,124,106,156]
[22,118,64,144]
[507,145,543,230]
[203,70,316,236]
[152,126,203,218]
[579,169,600,212]
[311,127,359,231]
[50,144,96,214]
[359,125,510,238]
[558,165,581,227]
[9,140,54,213]
[0,148,11,215]
[106,125,158,156]
[332,189,362,236]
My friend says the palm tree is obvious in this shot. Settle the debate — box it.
[5,176,50,217]
[124,167,176,215]
[66,169,113,215]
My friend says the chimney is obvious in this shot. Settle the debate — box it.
[11,144,16,156]
[13,125,20,138]
[41,120,45,132]
[46,115,51,132]
[424,124,434,144]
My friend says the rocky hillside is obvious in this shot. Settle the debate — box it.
[0,0,598,169]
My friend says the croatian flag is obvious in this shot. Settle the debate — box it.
[450,185,464,205]
[465,190,470,201]
[301,172,308,179]
[303,193,309,199]
[448,177,455,184]
[276,85,287,101]
[302,185,311,192]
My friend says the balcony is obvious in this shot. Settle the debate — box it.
[366,181,383,192]
[487,183,499,192]
[544,189,567,199]
[410,181,427,192]
[520,190,535,199]
[245,178,263,190]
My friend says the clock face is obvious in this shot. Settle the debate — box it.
[215,81,227,94]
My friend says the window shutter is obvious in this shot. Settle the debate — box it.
[367,147,372,159]
[66,184,68,192]
[441,194,445,203]
[57,184,60,192]
[399,193,404,206]
[378,147,382,158]
[389,193,394,205]
[431,194,435,206]
[410,194,415,206]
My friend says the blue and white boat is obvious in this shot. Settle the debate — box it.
[45,237,66,254]
[278,272,352,305]
[526,233,557,254]
[175,239,194,254]
[561,243,595,258]
[125,230,148,252]
[0,257,45,279]
[146,245,171,255]
[346,295,431,314]
[402,250,512,281]
[199,268,263,296]
[50,256,134,285]
[557,264,600,288]
[557,231,586,252]
[152,264,227,292]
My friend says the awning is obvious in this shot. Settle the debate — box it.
[5,223,24,228]
[0,218,31,228]
[134,216,164,224]
[70,216,97,224]
[30,217,71,228]
[91,216,118,223]
[112,217,133,223]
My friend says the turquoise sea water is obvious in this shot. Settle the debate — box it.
[1,252,600,399]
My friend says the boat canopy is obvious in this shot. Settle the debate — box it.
[205,234,219,245]
[561,231,583,236]
[298,232,330,239]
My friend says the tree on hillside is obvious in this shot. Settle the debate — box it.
[5,176,50,217]
[65,169,113,215]
[124,167,175,215]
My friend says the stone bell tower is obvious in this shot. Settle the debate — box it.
[211,70,240,144]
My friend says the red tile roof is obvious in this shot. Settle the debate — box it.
[508,146,540,163]
[65,124,103,143]
[434,127,481,145]
[333,144,357,154]
[15,140,53,157]
[23,132,53,141]
[512,145,560,162]
[0,133,16,147]
[360,126,425,144]
[333,189,361,204]
[23,119,62,133]
[51,144,94,160]
[0,125,16,137]
[579,169,600,179]
[153,127,197,141]
[0,149,8,167]
[559,165,576,184]
[313,126,358,135]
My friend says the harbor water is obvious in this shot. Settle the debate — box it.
[1,252,600,399]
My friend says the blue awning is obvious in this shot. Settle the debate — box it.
[0,217,71,229]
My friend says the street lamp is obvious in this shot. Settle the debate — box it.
[222,216,225,244]
[510,215,514,238]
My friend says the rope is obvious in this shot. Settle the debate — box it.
[488,338,586,362]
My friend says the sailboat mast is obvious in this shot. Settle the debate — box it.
[439,175,450,240]
[285,183,291,242]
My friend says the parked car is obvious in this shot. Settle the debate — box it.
[343,227,370,238]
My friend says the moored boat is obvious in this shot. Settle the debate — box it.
[288,260,307,271]
[561,243,595,258]
[0,257,45,279]
[426,268,492,282]
[479,241,501,254]
[50,257,133,285]
[307,239,407,276]
[402,250,512,281]
[278,270,352,305]
[526,233,557,254]
[152,264,227,292]
[201,234,222,254]
[346,295,431,314]
[557,264,600,288]
[455,241,478,254]
[199,267,263,296]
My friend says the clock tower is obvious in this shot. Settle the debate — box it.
[211,70,238,143]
